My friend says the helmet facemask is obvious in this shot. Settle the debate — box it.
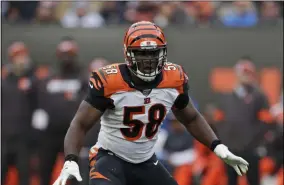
[126,46,167,82]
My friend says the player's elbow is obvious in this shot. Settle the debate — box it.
[182,113,199,127]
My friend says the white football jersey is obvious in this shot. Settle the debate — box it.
[87,63,188,163]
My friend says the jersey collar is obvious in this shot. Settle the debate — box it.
[119,64,163,91]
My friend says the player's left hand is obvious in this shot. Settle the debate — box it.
[53,161,82,185]
[214,144,249,176]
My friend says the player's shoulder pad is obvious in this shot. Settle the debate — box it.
[158,62,188,94]
[89,63,132,97]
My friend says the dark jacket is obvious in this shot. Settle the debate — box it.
[35,68,88,135]
[215,85,273,152]
[2,71,37,140]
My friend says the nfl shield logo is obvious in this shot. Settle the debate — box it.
[144,97,151,104]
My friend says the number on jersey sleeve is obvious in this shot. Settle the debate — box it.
[121,104,167,141]
[101,65,118,75]
[164,62,177,71]
[158,63,190,110]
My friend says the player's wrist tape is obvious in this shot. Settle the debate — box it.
[65,154,79,163]
[210,139,221,151]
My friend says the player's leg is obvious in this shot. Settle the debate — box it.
[89,147,126,185]
[134,155,178,185]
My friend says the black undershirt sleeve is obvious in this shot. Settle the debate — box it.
[172,75,190,110]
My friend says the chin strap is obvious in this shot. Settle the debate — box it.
[128,67,157,82]
[137,74,156,82]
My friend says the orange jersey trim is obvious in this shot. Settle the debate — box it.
[94,63,134,98]
[158,63,186,94]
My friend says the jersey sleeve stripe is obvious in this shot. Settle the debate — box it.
[96,78,102,89]
[90,78,99,90]
[98,69,107,83]
[130,34,164,46]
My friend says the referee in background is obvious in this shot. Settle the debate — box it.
[213,56,273,185]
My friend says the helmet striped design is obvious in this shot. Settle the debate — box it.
[124,21,166,48]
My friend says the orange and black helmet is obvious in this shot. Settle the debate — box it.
[123,21,167,81]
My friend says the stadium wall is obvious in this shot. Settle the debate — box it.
[2,24,283,108]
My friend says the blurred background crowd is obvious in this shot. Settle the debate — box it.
[1,1,283,27]
[1,1,283,185]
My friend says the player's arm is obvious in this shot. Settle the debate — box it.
[65,71,114,160]
[54,103,102,185]
[54,72,114,185]
[173,96,249,176]
[172,96,218,149]
[64,100,102,158]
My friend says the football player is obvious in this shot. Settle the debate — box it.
[53,21,249,185]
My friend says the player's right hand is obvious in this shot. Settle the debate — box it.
[53,161,82,185]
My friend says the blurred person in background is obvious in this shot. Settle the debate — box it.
[154,2,189,28]
[219,1,258,27]
[183,2,216,26]
[2,41,37,185]
[214,56,273,185]
[4,1,38,23]
[61,1,104,28]
[260,1,281,25]
[257,91,283,185]
[31,36,87,185]
[100,2,127,25]
[263,92,283,185]
[36,1,58,24]
[124,2,158,23]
